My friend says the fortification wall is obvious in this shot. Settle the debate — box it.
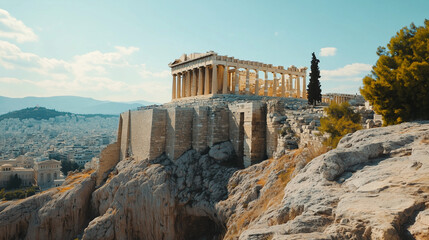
[248,102,267,166]
[129,110,153,161]
[119,111,130,161]
[207,106,230,146]
[96,142,120,185]
[165,108,194,160]
[114,98,313,169]
[148,109,167,159]
[192,106,209,152]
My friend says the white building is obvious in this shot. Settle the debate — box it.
[0,163,35,188]
[34,160,64,189]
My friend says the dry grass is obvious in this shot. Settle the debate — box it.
[421,135,429,145]
[54,169,94,195]
[224,144,328,239]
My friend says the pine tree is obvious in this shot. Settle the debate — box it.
[361,20,429,125]
[319,102,362,148]
[307,52,322,106]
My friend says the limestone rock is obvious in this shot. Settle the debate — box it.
[222,121,429,240]
[84,145,237,240]
[208,141,235,163]
[0,170,96,240]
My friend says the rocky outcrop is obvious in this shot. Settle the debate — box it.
[83,147,237,240]
[0,170,96,240]
[220,121,429,239]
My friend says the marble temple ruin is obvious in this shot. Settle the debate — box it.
[169,51,308,100]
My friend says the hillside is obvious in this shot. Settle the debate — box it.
[0,121,428,239]
[0,96,158,115]
[0,107,116,121]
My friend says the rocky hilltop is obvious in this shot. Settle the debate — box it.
[0,120,428,239]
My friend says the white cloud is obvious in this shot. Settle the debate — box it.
[0,9,37,42]
[0,40,171,103]
[321,63,372,80]
[319,63,372,94]
[139,64,170,79]
[320,47,337,57]
[0,77,25,83]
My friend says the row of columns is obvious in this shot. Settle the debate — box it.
[321,95,351,104]
[172,64,306,100]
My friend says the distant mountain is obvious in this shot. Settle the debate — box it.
[0,107,118,121]
[0,96,159,115]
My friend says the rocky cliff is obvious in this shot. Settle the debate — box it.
[0,170,95,240]
[221,121,429,240]
[0,122,428,240]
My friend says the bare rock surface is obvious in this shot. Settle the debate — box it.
[209,141,235,163]
[83,149,237,240]
[222,121,429,240]
[0,170,96,240]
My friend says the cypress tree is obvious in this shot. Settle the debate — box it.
[307,52,322,106]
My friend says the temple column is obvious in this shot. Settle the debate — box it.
[302,75,307,99]
[212,63,218,94]
[272,72,277,97]
[204,66,210,95]
[183,71,186,97]
[172,74,177,100]
[177,73,181,98]
[254,69,259,96]
[198,67,203,95]
[191,69,197,96]
[296,75,300,98]
[245,68,250,94]
[288,74,293,97]
[264,71,268,96]
[234,68,239,94]
[281,73,285,97]
[223,65,228,94]
[231,68,236,93]
[187,70,192,97]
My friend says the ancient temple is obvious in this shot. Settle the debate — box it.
[169,51,307,100]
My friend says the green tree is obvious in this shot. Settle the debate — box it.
[61,159,80,176]
[307,52,322,106]
[360,20,429,125]
[6,174,22,190]
[319,102,362,148]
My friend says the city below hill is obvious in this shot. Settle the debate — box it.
[0,107,117,121]
[0,96,159,115]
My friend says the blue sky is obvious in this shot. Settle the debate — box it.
[0,0,428,103]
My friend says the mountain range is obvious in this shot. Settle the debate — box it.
[0,96,159,115]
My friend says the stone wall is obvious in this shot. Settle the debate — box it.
[192,106,209,152]
[149,109,167,159]
[166,108,194,160]
[207,106,230,146]
[248,102,267,166]
[96,142,120,185]
[129,110,153,161]
[114,97,310,169]
[226,102,266,167]
[119,111,130,161]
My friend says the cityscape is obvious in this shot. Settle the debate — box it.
[0,111,118,190]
